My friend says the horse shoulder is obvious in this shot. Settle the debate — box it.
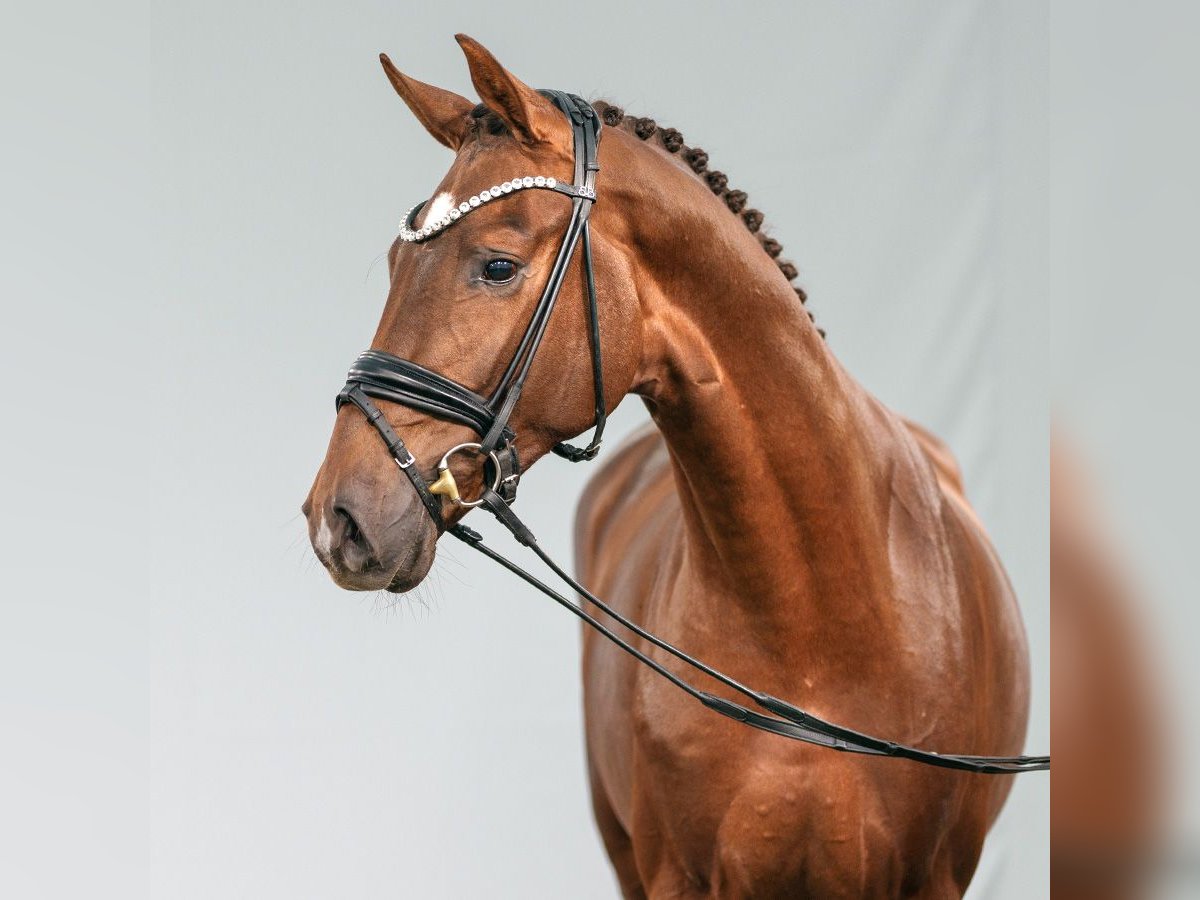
[902,416,1032,837]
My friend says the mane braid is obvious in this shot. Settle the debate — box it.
[594,100,823,339]
[466,100,823,338]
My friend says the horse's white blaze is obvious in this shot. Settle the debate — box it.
[420,192,454,228]
[315,515,335,558]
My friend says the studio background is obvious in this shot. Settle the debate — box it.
[2,1,1048,897]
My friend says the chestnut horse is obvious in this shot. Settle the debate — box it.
[304,36,1031,898]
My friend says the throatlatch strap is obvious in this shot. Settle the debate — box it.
[485,91,605,462]
[552,222,605,462]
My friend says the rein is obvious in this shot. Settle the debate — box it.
[337,92,1049,775]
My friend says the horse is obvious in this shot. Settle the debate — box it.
[303,35,1032,898]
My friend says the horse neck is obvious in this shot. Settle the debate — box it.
[616,147,912,628]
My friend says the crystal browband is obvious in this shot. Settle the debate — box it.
[399,175,596,243]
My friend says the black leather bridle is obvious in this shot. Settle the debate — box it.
[337,91,604,528]
[335,92,1049,775]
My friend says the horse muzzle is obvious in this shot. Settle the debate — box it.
[303,478,437,592]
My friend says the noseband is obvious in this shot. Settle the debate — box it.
[334,93,1049,775]
[337,91,604,528]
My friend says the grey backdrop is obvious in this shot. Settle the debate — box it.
[2,1,1048,897]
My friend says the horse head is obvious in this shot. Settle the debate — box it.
[303,36,645,592]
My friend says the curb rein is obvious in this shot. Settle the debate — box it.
[336,92,1049,775]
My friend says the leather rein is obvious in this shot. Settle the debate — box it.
[336,92,1049,775]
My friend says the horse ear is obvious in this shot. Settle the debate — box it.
[454,34,564,146]
[379,53,474,150]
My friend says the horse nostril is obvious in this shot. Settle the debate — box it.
[332,503,378,574]
[333,504,361,544]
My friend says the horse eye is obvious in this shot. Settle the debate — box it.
[482,258,518,283]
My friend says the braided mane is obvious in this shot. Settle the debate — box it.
[593,101,820,337]
[469,101,823,338]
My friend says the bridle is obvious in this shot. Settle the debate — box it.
[337,90,604,528]
[335,92,1049,775]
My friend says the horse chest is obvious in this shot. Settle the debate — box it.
[624,670,914,896]
[629,669,804,845]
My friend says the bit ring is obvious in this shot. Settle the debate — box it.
[428,442,503,507]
